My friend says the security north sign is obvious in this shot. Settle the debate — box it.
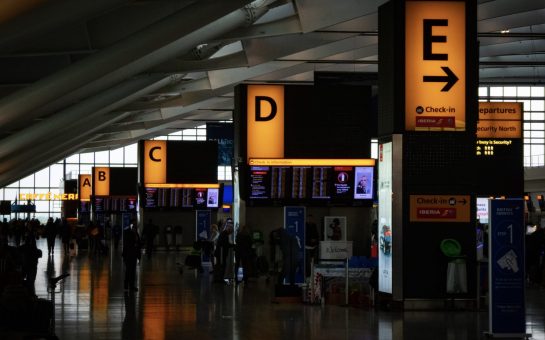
[410,195,471,222]
[405,1,466,131]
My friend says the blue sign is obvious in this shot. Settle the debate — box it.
[284,206,305,284]
[206,123,233,166]
[489,199,526,336]
[196,210,211,262]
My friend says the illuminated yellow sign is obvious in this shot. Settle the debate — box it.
[93,167,110,196]
[249,158,376,167]
[475,139,513,157]
[477,102,522,138]
[144,140,167,184]
[144,183,220,189]
[405,1,466,131]
[247,85,284,162]
[19,193,79,201]
[79,174,92,201]
[410,194,470,222]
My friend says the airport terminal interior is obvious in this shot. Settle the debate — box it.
[0,0,545,339]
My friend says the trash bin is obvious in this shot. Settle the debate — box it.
[440,239,467,294]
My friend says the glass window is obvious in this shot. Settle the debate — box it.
[4,188,18,202]
[531,123,544,130]
[155,136,168,140]
[66,154,79,164]
[50,164,64,186]
[95,151,109,164]
[169,135,182,140]
[531,86,545,97]
[531,100,544,112]
[490,87,503,97]
[19,174,34,188]
[7,181,19,188]
[35,167,49,188]
[478,87,488,97]
[80,152,94,164]
[530,131,545,138]
[218,167,225,181]
[504,87,516,97]
[518,87,531,97]
[524,112,531,121]
[110,148,124,164]
[0,191,3,200]
[35,201,49,212]
[197,129,206,136]
[531,112,545,121]
[197,136,206,141]
[124,144,138,164]
[80,164,93,174]
[66,164,79,179]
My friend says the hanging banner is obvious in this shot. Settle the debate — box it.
[284,206,305,284]
[488,199,526,337]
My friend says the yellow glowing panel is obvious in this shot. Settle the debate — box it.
[249,158,375,166]
[477,120,521,139]
[144,140,167,184]
[144,183,219,189]
[247,85,284,161]
[79,174,92,201]
[478,102,522,121]
[93,167,110,196]
[405,1,466,131]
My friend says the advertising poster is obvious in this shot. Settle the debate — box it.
[206,188,219,208]
[284,206,305,284]
[324,216,347,241]
[378,142,393,294]
[489,199,526,336]
[196,210,211,262]
[354,166,374,199]
[206,122,234,166]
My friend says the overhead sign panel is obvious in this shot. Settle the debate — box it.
[410,194,470,222]
[93,167,110,196]
[79,174,92,201]
[477,102,522,139]
[143,140,167,184]
[405,1,466,131]
[247,85,284,162]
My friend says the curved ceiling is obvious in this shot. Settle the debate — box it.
[0,0,543,187]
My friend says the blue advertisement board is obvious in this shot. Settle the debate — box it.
[489,199,526,336]
[196,210,211,262]
[284,206,305,284]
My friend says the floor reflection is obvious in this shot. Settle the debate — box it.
[26,239,545,340]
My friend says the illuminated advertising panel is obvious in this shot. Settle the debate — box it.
[247,85,284,161]
[405,1,466,131]
[378,142,393,293]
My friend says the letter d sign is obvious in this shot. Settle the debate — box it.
[144,140,167,184]
[247,85,284,161]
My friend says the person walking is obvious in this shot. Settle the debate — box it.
[45,217,57,255]
[122,222,141,292]
[235,225,253,285]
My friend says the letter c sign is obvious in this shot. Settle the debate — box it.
[143,140,167,184]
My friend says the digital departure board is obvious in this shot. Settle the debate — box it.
[248,165,375,206]
[144,187,221,210]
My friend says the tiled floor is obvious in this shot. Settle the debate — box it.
[23,239,545,339]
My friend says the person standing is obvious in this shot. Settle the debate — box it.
[122,223,141,292]
[45,217,57,255]
[21,234,41,294]
[60,218,71,255]
[235,225,253,285]
[143,219,157,259]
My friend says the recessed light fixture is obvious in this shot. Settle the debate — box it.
[500,29,510,34]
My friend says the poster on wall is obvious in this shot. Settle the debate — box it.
[324,216,347,241]
[284,206,305,285]
[378,142,393,294]
[354,166,374,199]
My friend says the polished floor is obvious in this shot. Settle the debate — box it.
[23,239,545,340]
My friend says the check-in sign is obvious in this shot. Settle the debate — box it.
[410,195,470,222]
[405,1,466,131]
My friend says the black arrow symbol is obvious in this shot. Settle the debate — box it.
[423,66,458,92]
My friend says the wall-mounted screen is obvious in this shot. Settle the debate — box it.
[248,164,375,206]
[143,186,222,210]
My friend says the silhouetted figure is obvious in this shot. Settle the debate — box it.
[21,235,41,294]
[235,225,253,284]
[122,223,141,292]
[45,217,57,255]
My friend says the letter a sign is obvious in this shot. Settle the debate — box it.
[247,85,284,162]
[405,1,466,131]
